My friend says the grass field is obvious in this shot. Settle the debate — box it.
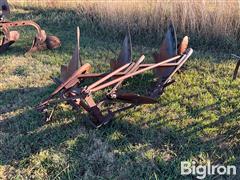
[0,5,240,180]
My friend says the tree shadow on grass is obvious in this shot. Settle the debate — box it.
[0,86,98,168]
[0,76,159,163]
[60,87,240,179]
[65,109,240,179]
[1,83,240,179]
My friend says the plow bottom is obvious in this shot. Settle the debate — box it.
[0,20,61,53]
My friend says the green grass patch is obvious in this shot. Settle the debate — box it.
[0,8,240,179]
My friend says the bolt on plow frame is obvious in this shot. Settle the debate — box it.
[37,24,193,128]
[0,0,61,53]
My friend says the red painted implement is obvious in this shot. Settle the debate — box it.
[0,0,61,53]
[37,24,193,128]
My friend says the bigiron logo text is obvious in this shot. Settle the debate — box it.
[181,161,237,179]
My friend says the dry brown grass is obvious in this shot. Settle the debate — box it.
[9,0,240,39]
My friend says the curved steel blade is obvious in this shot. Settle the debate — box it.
[28,29,47,52]
[111,28,132,70]
[60,27,81,81]
[29,30,60,52]
[38,63,92,107]
[154,22,177,79]
[115,92,157,104]
[0,31,20,53]
[46,35,61,50]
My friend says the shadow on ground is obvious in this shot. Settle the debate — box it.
[0,82,239,179]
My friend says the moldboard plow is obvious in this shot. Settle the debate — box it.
[0,0,61,53]
[37,24,193,128]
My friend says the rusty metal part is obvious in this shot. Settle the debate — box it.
[151,48,193,98]
[1,1,60,53]
[110,27,132,70]
[86,63,131,92]
[88,55,180,93]
[232,54,240,80]
[109,55,145,94]
[61,27,81,81]
[0,20,61,53]
[113,93,157,104]
[65,62,186,80]
[154,23,177,80]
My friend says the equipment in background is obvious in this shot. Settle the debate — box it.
[232,54,240,80]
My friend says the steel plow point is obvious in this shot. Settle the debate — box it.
[114,92,157,104]
[110,27,132,70]
[60,27,81,81]
[29,31,61,52]
[0,31,20,53]
[154,22,177,79]
[46,36,61,49]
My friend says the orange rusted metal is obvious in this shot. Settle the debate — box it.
[0,1,61,53]
[37,25,193,128]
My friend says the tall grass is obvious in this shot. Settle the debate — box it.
[9,0,240,51]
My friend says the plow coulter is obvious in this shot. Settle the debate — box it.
[37,24,193,128]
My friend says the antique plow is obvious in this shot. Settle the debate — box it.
[0,0,61,53]
[37,24,193,128]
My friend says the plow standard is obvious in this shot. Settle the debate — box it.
[232,54,240,80]
[37,25,193,128]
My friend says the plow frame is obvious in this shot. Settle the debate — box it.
[38,48,193,128]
